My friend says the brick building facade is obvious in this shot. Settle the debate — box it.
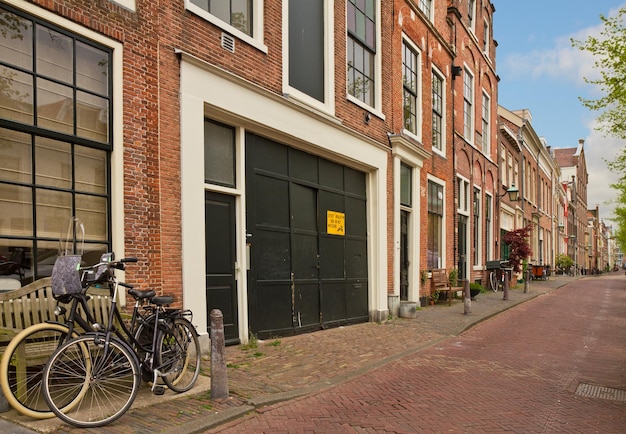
[0,0,596,346]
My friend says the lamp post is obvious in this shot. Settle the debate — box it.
[496,184,520,293]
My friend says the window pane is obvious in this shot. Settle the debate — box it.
[36,78,73,134]
[400,163,411,207]
[75,145,106,194]
[231,0,252,35]
[289,0,324,102]
[36,189,71,238]
[36,25,73,84]
[0,128,31,183]
[76,193,107,241]
[35,136,71,189]
[0,11,33,71]
[76,41,109,96]
[0,184,32,236]
[77,90,108,142]
[0,66,34,124]
[204,119,235,187]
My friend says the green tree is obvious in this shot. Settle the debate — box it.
[571,8,626,139]
[572,8,626,252]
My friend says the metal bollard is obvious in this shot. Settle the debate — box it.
[524,269,530,293]
[503,269,510,300]
[463,279,471,315]
[210,309,229,399]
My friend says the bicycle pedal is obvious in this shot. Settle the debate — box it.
[153,385,165,395]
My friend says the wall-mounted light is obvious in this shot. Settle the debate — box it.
[496,184,520,203]
[452,65,463,79]
[364,112,371,125]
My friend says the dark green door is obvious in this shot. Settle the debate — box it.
[245,133,368,339]
[205,191,239,344]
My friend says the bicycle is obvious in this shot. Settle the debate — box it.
[40,255,200,428]
[489,261,510,292]
[0,252,117,419]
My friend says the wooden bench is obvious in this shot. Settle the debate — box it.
[0,277,114,410]
[430,269,453,306]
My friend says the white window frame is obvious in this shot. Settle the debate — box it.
[485,192,493,261]
[468,0,476,33]
[463,66,474,144]
[346,0,384,119]
[184,0,267,53]
[432,66,446,157]
[483,18,490,55]
[473,185,482,269]
[427,175,446,271]
[482,90,490,156]
[401,35,422,141]
[418,0,433,21]
[282,0,335,114]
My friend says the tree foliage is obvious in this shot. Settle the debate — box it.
[571,8,626,140]
[572,8,626,252]
[502,225,532,273]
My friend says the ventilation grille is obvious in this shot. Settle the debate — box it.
[221,33,235,53]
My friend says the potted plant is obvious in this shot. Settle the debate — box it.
[469,282,485,300]
[430,289,440,305]
[448,268,459,287]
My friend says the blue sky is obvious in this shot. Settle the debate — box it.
[494,0,626,223]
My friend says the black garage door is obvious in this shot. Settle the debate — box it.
[245,133,368,339]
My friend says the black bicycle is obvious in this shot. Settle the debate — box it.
[39,254,200,428]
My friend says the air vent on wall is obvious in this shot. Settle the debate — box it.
[221,33,235,53]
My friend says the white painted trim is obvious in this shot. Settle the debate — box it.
[179,56,389,342]
[4,0,127,298]
[184,0,267,53]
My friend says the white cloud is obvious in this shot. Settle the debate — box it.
[500,5,626,89]
[584,122,625,223]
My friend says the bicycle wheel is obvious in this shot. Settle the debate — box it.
[157,317,200,393]
[489,271,498,292]
[0,322,79,419]
[132,313,157,382]
[42,334,140,428]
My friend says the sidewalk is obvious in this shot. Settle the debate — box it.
[2,274,580,433]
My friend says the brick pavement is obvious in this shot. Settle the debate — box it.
[0,274,582,433]
[209,272,626,433]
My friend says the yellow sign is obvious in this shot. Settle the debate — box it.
[327,210,345,236]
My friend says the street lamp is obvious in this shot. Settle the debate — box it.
[496,184,520,203]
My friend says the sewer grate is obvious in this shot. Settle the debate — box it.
[575,383,626,401]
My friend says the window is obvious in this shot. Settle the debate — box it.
[483,19,490,54]
[402,39,419,136]
[186,0,264,51]
[482,91,490,155]
[468,0,476,32]
[485,194,492,260]
[432,70,444,152]
[204,119,236,188]
[458,178,469,213]
[427,180,443,269]
[463,68,474,143]
[347,0,376,107]
[418,0,432,20]
[287,0,324,103]
[400,163,412,207]
[190,0,253,36]
[0,5,113,285]
[473,187,480,266]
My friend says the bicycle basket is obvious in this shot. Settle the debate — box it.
[51,255,83,297]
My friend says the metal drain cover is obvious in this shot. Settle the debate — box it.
[575,383,626,401]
